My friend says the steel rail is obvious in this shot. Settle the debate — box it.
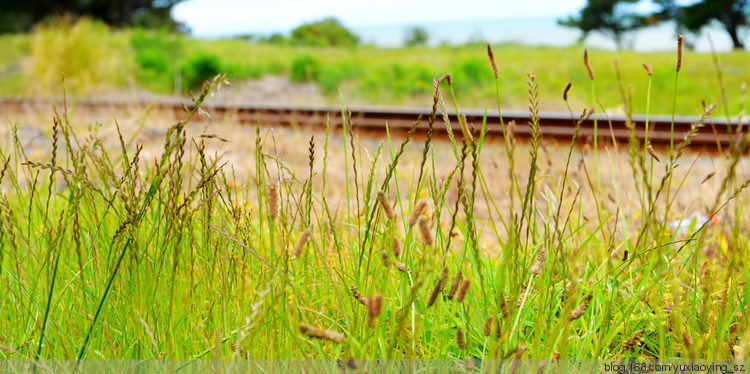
[1,97,742,146]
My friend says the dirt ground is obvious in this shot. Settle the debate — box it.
[2,93,748,248]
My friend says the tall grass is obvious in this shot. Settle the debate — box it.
[0,39,748,364]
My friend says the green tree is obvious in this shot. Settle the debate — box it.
[680,0,748,49]
[559,0,648,49]
[0,0,186,33]
[289,17,359,46]
[404,26,429,46]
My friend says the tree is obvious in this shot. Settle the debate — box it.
[289,17,359,47]
[404,26,429,46]
[559,0,648,49]
[680,0,748,49]
[0,0,186,33]
[652,0,696,49]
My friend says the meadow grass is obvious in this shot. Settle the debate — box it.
[1,20,750,116]
[0,37,749,365]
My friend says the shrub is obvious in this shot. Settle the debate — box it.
[183,53,222,92]
[290,53,321,82]
[290,17,359,46]
[24,16,134,95]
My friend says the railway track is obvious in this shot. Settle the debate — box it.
[1,97,743,146]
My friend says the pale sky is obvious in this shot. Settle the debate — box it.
[173,0,589,37]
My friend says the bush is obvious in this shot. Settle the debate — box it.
[183,53,222,92]
[290,17,359,46]
[290,54,321,82]
[24,16,134,95]
[130,29,184,92]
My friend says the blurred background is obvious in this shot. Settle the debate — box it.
[0,0,748,114]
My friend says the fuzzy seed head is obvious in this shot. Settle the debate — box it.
[376,190,395,220]
[487,43,499,79]
[447,270,463,299]
[642,62,653,76]
[381,250,389,267]
[456,278,471,303]
[392,238,402,257]
[408,199,429,227]
[294,229,312,257]
[299,324,345,343]
[563,82,571,101]
[583,49,595,80]
[569,294,593,321]
[267,182,279,219]
[457,327,467,350]
[427,267,449,307]
[367,295,383,326]
[510,345,526,373]
[417,216,433,246]
[676,34,684,72]
[484,317,493,337]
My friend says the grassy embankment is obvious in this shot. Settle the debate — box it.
[1,18,749,115]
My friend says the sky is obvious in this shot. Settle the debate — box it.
[171,0,744,51]
[172,0,589,37]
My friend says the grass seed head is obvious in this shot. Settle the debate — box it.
[392,237,402,257]
[381,250,389,267]
[367,294,383,326]
[584,49,595,80]
[510,345,527,373]
[427,266,449,307]
[417,216,433,246]
[676,34,684,72]
[408,199,429,227]
[350,285,369,306]
[447,270,463,299]
[393,260,409,273]
[267,182,279,219]
[437,73,452,85]
[623,329,645,351]
[642,62,653,76]
[299,324,344,343]
[293,229,312,257]
[487,43,499,78]
[456,278,471,303]
[647,143,661,162]
[569,293,593,321]
[484,317,493,337]
[376,190,395,220]
[563,82,571,101]
[457,327,467,350]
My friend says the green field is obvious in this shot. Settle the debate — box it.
[1,17,750,363]
[1,18,749,116]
